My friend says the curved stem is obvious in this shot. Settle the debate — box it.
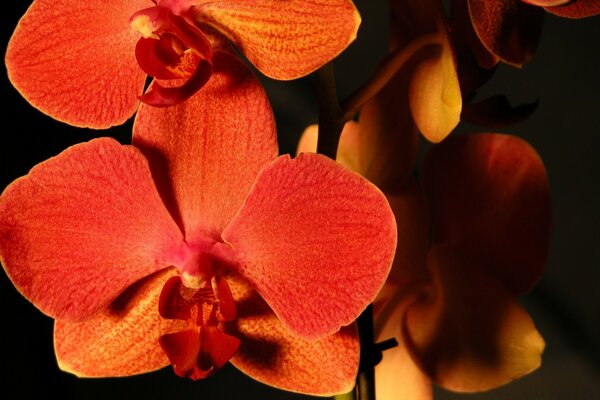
[313,62,345,159]
[341,33,443,120]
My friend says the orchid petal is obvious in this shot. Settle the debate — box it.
[523,0,571,6]
[5,0,147,128]
[403,245,545,392]
[408,40,462,143]
[0,138,183,321]
[461,94,539,128]
[194,0,360,79]
[544,0,600,17]
[373,283,432,400]
[467,0,545,67]
[54,268,186,377]
[133,50,277,239]
[222,153,396,339]
[423,133,551,294]
[228,277,359,396]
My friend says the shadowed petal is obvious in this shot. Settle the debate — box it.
[403,245,545,392]
[6,0,147,128]
[54,268,187,377]
[228,277,359,396]
[0,138,184,320]
[223,153,396,339]
[467,0,544,66]
[133,50,277,239]
[194,0,360,79]
[423,133,551,294]
[544,0,600,17]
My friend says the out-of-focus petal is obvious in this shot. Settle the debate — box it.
[467,0,545,67]
[5,0,147,128]
[408,40,462,143]
[133,49,277,239]
[54,268,186,377]
[373,282,433,400]
[422,133,551,294]
[523,0,571,6]
[385,179,430,287]
[194,0,360,79]
[461,95,539,128]
[544,0,600,17]
[0,138,183,321]
[228,277,359,396]
[223,153,396,339]
[403,245,545,392]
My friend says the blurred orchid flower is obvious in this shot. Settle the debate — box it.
[298,117,550,400]
[0,50,397,395]
[6,0,360,128]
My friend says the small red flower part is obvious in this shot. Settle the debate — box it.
[6,0,360,128]
[0,51,396,394]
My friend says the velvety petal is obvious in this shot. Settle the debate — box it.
[467,0,545,66]
[544,0,600,17]
[5,0,147,128]
[403,245,545,392]
[422,133,551,294]
[408,39,462,143]
[133,49,277,239]
[373,283,433,400]
[54,268,186,377]
[227,277,359,396]
[223,153,396,339]
[0,138,183,320]
[523,0,571,5]
[193,0,360,79]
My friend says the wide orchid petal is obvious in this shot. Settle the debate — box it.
[133,50,277,239]
[54,268,186,377]
[467,0,545,67]
[403,245,545,392]
[5,0,147,128]
[0,138,183,321]
[223,153,396,339]
[544,0,600,17]
[228,277,359,396]
[423,133,551,294]
[193,0,360,79]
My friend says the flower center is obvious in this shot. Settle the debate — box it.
[129,0,213,107]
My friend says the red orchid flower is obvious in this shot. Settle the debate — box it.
[461,0,600,67]
[6,0,360,129]
[0,50,396,395]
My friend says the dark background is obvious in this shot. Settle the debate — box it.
[1,1,599,399]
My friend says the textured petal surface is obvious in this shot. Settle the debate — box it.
[54,268,186,377]
[544,0,600,17]
[6,0,147,128]
[467,0,545,66]
[423,133,551,294]
[404,245,545,392]
[228,277,359,396]
[194,0,360,79]
[223,153,396,339]
[0,138,183,320]
[133,50,277,239]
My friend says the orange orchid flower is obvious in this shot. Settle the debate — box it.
[0,50,397,395]
[462,0,600,67]
[6,0,360,128]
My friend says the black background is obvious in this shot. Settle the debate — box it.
[1,1,599,399]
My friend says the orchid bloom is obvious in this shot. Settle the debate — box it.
[6,0,360,129]
[462,0,600,67]
[0,50,397,395]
